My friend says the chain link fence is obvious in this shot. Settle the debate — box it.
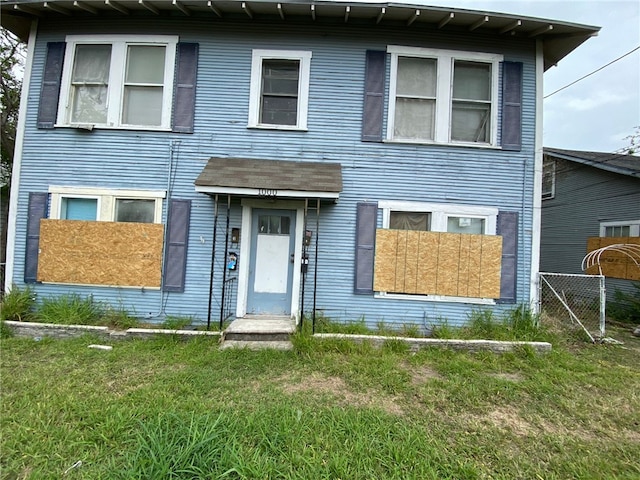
[538,272,605,342]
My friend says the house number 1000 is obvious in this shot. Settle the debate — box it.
[258,189,278,198]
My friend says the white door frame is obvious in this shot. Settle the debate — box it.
[236,198,304,322]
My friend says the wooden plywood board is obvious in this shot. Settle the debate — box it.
[456,234,472,297]
[404,231,420,294]
[436,233,461,297]
[464,235,484,298]
[37,219,164,287]
[374,229,503,299]
[417,231,439,295]
[586,236,640,280]
[373,229,397,292]
[395,230,408,293]
[479,236,502,298]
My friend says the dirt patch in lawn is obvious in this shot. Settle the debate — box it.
[407,364,443,385]
[276,372,405,416]
[465,407,611,441]
[487,372,524,382]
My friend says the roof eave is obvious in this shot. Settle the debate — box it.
[1,0,600,69]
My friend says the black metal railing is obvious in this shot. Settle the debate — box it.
[221,276,237,327]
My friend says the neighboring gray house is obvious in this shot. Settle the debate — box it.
[540,147,640,298]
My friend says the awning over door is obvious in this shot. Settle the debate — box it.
[194,157,343,200]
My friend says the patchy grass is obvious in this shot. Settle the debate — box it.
[161,315,195,330]
[431,307,553,342]
[31,293,104,325]
[0,285,36,322]
[1,325,639,479]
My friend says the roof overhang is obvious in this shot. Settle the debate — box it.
[544,148,640,178]
[195,157,343,200]
[1,0,600,70]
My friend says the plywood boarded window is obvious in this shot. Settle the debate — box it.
[37,219,164,287]
[373,230,502,298]
[586,237,640,281]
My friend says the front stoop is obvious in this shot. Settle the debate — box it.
[220,316,296,350]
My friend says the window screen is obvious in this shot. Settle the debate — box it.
[115,199,155,223]
[451,61,491,143]
[394,57,436,140]
[260,60,299,126]
[70,44,112,124]
[122,45,166,126]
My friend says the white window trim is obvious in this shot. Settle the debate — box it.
[376,200,498,304]
[386,45,502,147]
[599,220,640,237]
[248,49,312,131]
[49,186,165,223]
[56,35,178,131]
[378,200,498,234]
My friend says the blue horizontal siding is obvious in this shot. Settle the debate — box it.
[12,16,537,327]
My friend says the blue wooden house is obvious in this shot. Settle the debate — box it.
[1,0,598,330]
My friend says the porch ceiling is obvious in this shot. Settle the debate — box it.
[194,157,342,199]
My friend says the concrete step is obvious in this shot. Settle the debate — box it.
[220,340,293,351]
[224,331,292,342]
[223,316,296,343]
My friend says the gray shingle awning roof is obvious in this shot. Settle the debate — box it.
[195,157,343,199]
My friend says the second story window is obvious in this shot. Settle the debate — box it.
[58,35,178,130]
[248,49,312,131]
[388,46,502,146]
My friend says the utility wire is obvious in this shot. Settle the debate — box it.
[544,45,640,99]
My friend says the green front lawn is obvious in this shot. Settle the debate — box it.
[1,328,639,479]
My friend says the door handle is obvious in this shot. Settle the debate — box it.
[290,253,295,264]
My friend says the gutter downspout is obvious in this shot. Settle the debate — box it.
[4,20,38,292]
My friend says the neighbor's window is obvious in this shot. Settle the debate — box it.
[49,187,165,223]
[388,46,501,146]
[248,49,312,130]
[600,221,640,238]
[382,201,497,235]
[58,35,177,129]
[542,157,556,200]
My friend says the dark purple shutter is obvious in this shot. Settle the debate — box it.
[501,61,523,151]
[361,50,386,142]
[163,199,191,292]
[37,42,66,129]
[496,211,518,303]
[172,43,199,133]
[24,193,49,283]
[354,202,378,294]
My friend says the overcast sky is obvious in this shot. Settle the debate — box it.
[424,0,640,153]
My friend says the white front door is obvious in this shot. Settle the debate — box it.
[247,209,296,315]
